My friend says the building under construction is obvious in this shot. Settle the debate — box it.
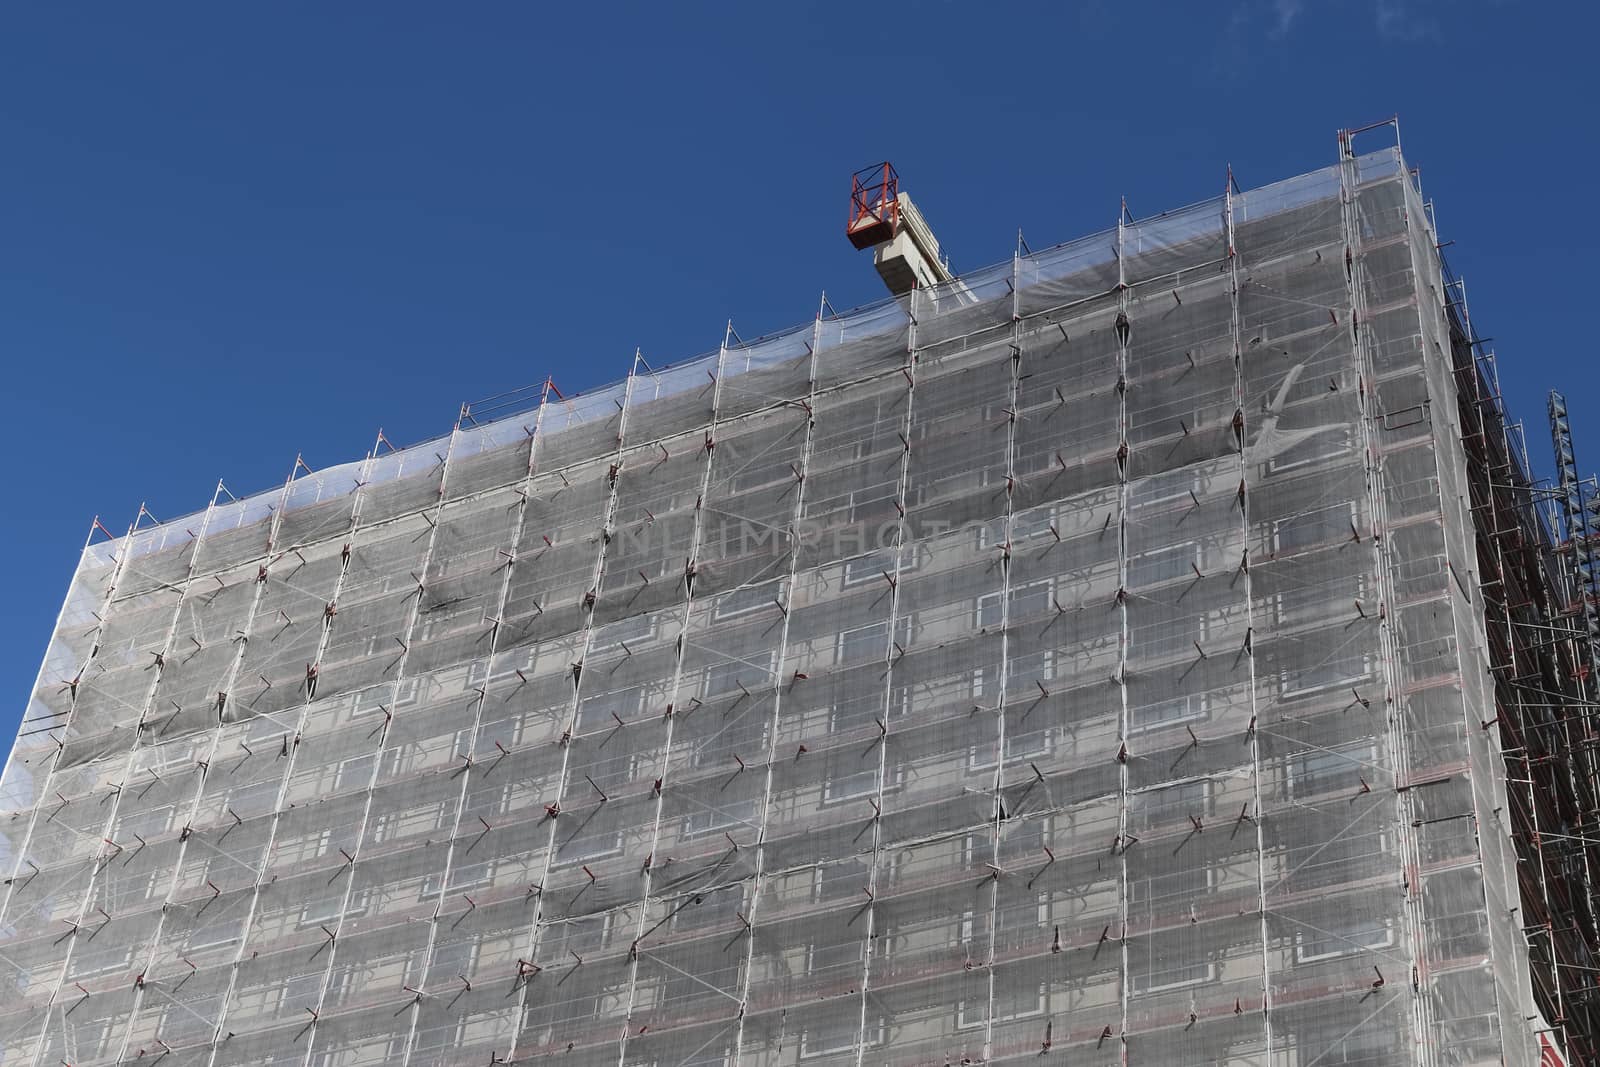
[3,122,1598,1067]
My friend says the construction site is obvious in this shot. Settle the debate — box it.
[3,120,1598,1066]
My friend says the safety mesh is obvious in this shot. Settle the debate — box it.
[0,144,1550,1067]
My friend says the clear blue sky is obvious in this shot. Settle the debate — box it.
[2,1,1593,738]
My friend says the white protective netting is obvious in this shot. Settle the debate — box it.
[0,143,1554,1067]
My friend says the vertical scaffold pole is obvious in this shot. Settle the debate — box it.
[198,453,359,1067]
[502,359,639,1064]
[1113,196,1132,1056]
[394,384,551,1066]
[614,329,730,1067]
[731,297,825,1067]
[1226,164,1276,1056]
[852,282,922,1067]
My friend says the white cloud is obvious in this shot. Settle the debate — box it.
[1271,0,1304,36]
[1229,0,1444,44]
[1375,0,1441,41]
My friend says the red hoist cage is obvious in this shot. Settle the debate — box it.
[847,161,900,249]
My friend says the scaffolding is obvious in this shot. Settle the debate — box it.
[1457,335,1600,1057]
[0,124,1589,1067]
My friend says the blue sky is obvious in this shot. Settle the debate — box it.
[1,1,1593,737]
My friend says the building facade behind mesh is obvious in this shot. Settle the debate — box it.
[0,141,1564,1066]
